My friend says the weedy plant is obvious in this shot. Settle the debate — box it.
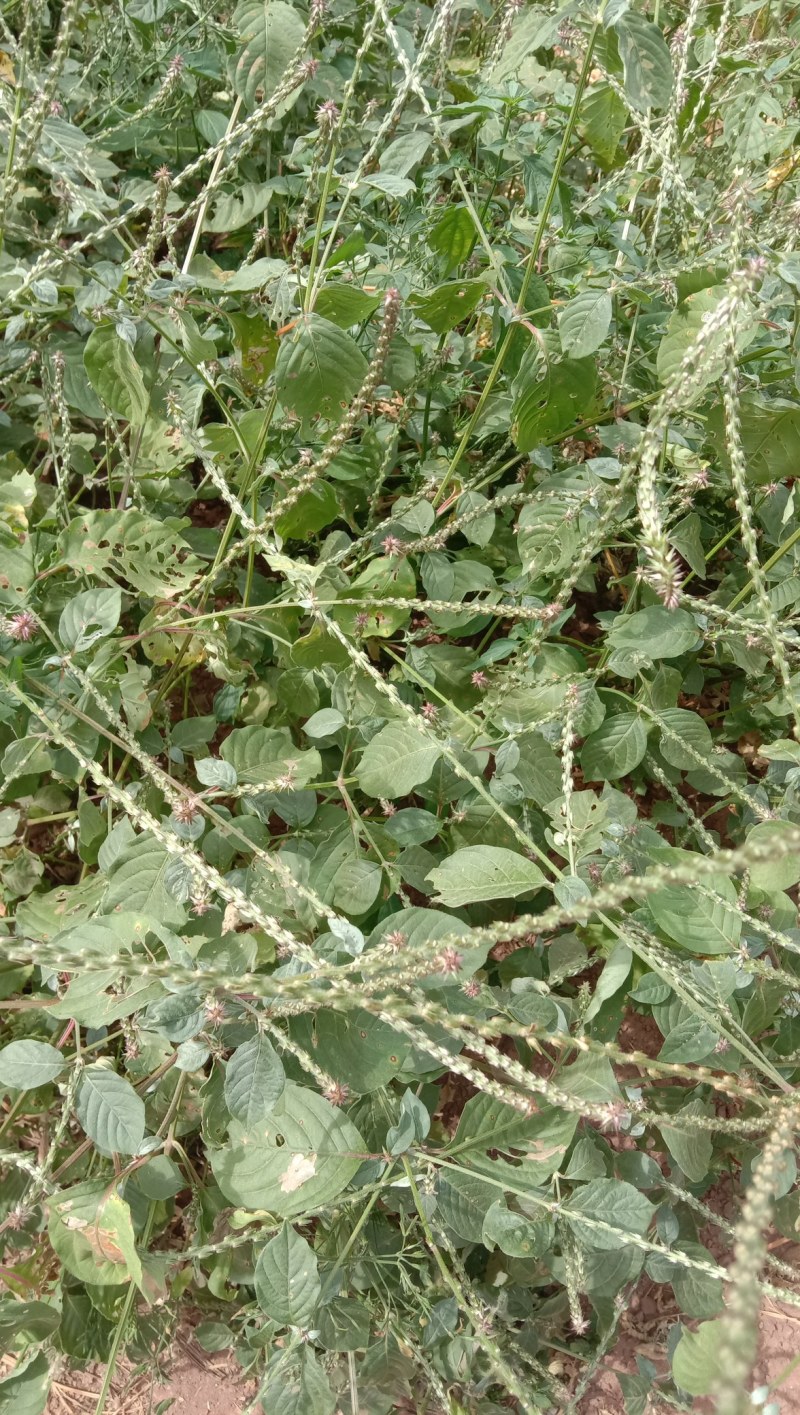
[2,0,800,1411]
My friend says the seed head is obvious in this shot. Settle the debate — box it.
[435,946,463,976]
[316,99,340,130]
[471,670,488,687]
[173,794,200,824]
[381,534,403,556]
[421,701,438,722]
[380,799,396,816]
[203,995,226,1026]
[3,611,37,641]
[324,1081,350,1105]
[385,929,406,951]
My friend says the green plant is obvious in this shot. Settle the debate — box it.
[1,1,800,1412]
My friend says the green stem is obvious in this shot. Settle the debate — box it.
[94,1203,157,1415]
[433,8,606,507]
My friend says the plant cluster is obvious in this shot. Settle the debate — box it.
[1,0,800,1412]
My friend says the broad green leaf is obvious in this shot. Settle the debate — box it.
[59,588,121,652]
[657,707,713,769]
[746,821,800,892]
[261,1349,335,1415]
[558,289,612,359]
[409,279,487,334]
[705,395,800,484]
[427,205,476,273]
[660,1100,713,1182]
[452,1094,577,1180]
[580,82,628,167]
[255,1224,320,1326]
[211,1083,365,1216]
[47,1183,142,1287]
[317,1297,371,1351]
[275,315,368,422]
[608,606,699,661]
[0,1040,64,1089]
[648,877,741,955]
[220,726,321,788]
[75,1065,146,1156]
[58,510,202,599]
[0,1352,50,1415]
[436,1170,496,1242]
[427,846,545,907]
[84,325,148,424]
[512,351,595,451]
[314,284,381,328]
[657,286,755,396]
[565,1178,655,1250]
[482,1200,552,1258]
[230,0,306,109]
[100,834,186,928]
[671,1320,723,1396]
[224,1034,286,1126]
[615,12,673,111]
[580,713,647,780]
[357,721,441,799]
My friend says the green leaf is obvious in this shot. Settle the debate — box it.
[224,1035,286,1127]
[0,1040,65,1089]
[317,1297,371,1351]
[409,279,487,334]
[558,289,612,359]
[705,395,800,484]
[615,12,673,111]
[0,1352,50,1415]
[512,352,596,451]
[648,877,741,955]
[100,834,186,927]
[58,588,121,652]
[657,286,755,395]
[746,820,800,892]
[671,1320,724,1396]
[84,325,148,424]
[565,1178,655,1250]
[255,1224,320,1326]
[220,726,321,788]
[275,315,368,422]
[313,284,381,328]
[47,1183,142,1287]
[75,1065,146,1156]
[608,606,699,661]
[262,1349,335,1415]
[357,721,441,799]
[580,713,647,780]
[230,0,306,109]
[211,1082,365,1216]
[580,83,628,167]
[427,846,545,907]
[657,707,712,769]
[483,1200,551,1258]
[436,1170,496,1242]
[427,205,476,273]
[660,1100,713,1182]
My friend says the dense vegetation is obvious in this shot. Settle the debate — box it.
[2,0,800,1410]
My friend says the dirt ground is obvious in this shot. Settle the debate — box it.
[41,1297,800,1414]
[577,1301,800,1413]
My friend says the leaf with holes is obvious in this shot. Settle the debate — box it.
[230,0,306,109]
[275,314,369,423]
[211,1083,365,1216]
[512,352,596,451]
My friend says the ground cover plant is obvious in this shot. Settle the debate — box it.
[2,0,800,1410]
